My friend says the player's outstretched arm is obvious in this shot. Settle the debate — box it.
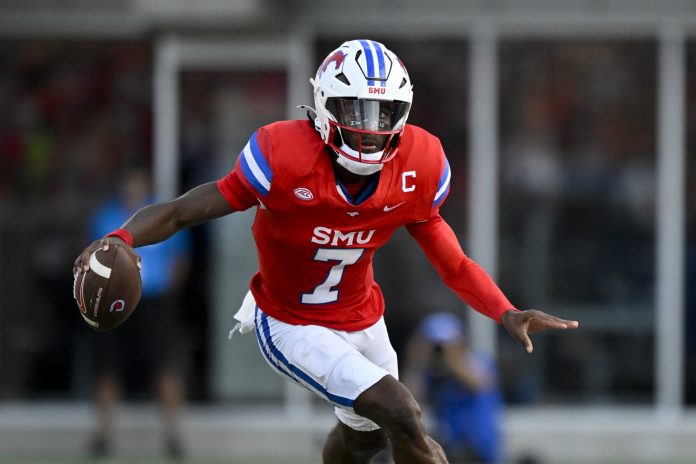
[500,309,579,354]
[74,181,234,275]
[407,214,579,352]
[121,181,234,246]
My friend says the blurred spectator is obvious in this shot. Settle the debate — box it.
[404,312,503,464]
[0,41,155,399]
[497,42,656,404]
[86,167,191,459]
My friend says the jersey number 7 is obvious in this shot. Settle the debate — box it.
[301,248,364,304]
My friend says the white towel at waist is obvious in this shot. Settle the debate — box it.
[228,289,256,338]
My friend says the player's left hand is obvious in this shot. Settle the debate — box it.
[500,309,579,354]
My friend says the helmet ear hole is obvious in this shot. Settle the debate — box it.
[336,73,350,85]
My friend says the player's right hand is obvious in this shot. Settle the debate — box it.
[73,238,141,277]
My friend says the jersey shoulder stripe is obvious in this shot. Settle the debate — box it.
[433,156,451,208]
[240,131,272,197]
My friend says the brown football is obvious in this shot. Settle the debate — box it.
[73,244,142,332]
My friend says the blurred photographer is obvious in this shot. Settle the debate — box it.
[404,312,503,464]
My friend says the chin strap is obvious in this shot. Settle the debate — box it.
[335,152,384,176]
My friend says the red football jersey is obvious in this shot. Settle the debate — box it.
[217,120,451,331]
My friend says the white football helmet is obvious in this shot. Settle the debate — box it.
[310,39,413,175]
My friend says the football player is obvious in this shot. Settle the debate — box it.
[74,39,579,464]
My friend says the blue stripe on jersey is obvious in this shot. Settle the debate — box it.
[433,158,451,208]
[239,131,272,196]
[249,131,272,182]
[337,175,379,206]
[240,152,269,197]
[371,41,387,86]
[256,310,355,408]
[359,39,376,86]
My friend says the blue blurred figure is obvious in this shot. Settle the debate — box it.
[405,312,504,464]
[87,167,191,459]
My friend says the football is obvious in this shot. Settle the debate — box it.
[73,244,142,332]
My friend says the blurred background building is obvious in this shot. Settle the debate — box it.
[0,0,695,462]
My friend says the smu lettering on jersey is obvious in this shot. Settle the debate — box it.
[217,120,450,331]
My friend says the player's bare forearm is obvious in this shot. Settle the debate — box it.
[74,182,233,274]
[122,181,234,247]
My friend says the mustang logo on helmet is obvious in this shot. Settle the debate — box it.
[320,50,346,76]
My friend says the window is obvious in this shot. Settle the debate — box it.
[498,41,657,404]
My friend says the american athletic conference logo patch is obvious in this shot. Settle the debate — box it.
[294,187,314,201]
